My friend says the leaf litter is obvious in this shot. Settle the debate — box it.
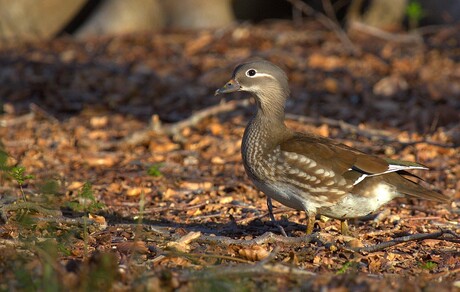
[0,20,459,291]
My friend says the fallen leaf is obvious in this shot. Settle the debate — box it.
[167,231,201,253]
[89,213,107,230]
[126,187,151,197]
[238,246,271,261]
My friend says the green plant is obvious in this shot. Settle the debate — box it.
[67,182,105,257]
[406,1,424,30]
[0,144,8,170]
[0,145,9,188]
[0,145,34,201]
[336,261,357,274]
[419,261,437,270]
[10,166,34,201]
[67,182,105,213]
[147,163,163,177]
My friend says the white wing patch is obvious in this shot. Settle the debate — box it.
[353,164,428,186]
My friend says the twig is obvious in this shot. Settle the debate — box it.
[286,113,454,148]
[0,112,35,127]
[287,113,393,136]
[29,103,59,124]
[115,223,171,237]
[169,250,253,264]
[321,0,340,25]
[425,267,460,281]
[414,24,459,35]
[364,224,402,238]
[35,216,97,226]
[156,99,250,136]
[351,229,460,253]
[196,231,318,246]
[123,99,250,145]
[349,21,423,44]
[0,202,62,221]
[178,261,316,283]
[286,0,359,55]
[0,103,59,127]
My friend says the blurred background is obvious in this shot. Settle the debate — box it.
[0,2,459,290]
[0,0,459,41]
[1,0,459,132]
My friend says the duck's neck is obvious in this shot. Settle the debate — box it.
[254,89,287,125]
[241,96,290,181]
[243,91,290,151]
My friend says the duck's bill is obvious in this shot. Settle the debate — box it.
[215,79,241,95]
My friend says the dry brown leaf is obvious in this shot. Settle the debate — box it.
[163,188,177,199]
[126,187,151,197]
[107,182,122,193]
[211,156,225,164]
[149,141,180,152]
[167,231,201,253]
[186,208,202,216]
[68,181,84,191]
[317,124,330,138]
[373,75,408,97]
[88,130,109,140]
[86,155,118,167]
[185,33,212,56]
[345,238,364,249]
[219,196,233,204]
[90,116,108,128]
[238,245,271,261]
[88,214,107,230]
[209,122,224,135]
[117,241,149,254]
[308,53,344,70]
[323,78,338,94]
[180,181,213,191]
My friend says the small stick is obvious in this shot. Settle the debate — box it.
[0,112,35,127]
[349,21,423,43]
[286,113,453,148]
[351,229,460,253]
[123,99,250,145]
[286,0,359,55]
[1,202,62,221]
[178,261,316,283]
[196,231,318,246]
[29,103,59,124]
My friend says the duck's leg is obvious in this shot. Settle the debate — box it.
[267,197,287,237]
[306,213,316,235]
[340,220,350,235]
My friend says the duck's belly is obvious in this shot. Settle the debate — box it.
[252,179,399,219]
[251,179,334,213]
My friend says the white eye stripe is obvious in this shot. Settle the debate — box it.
[253,72,276,79]
[245,71,276,79]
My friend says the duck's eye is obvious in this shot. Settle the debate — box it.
[246,69,257,77]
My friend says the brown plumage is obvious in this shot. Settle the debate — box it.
[215,60,449,235]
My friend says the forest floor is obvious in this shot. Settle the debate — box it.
[0,20,459,291]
